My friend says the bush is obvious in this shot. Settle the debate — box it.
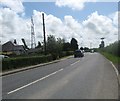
[51,53,58,60]
[66,51,74,56]
[59,52,66,58]
[2,54,52,71]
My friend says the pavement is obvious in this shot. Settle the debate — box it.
[2,53,119,99]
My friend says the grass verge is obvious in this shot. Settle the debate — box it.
[100,52,120,64]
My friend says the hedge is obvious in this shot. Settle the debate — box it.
[2,54,52,71]
[2,51,74,71]
[50,51,74,60]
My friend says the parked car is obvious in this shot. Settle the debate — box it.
[0,55,9,59]
[74,50,84,58]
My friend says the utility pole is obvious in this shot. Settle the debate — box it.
[42,13,46,55]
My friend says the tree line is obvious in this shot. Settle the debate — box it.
[45,35,79,59]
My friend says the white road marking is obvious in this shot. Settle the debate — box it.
[7,69,63,95]
[110,61,119,76]
[70,60,80,66]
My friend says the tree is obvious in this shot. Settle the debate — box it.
[70,38,78,51]
[63,42,71,51]
[36,41,42,48]
[118,41,120,57]
[46,35,57,53]
[84,47,90,52]
[99,41,105,48]
[80,47,84,50]
[46,35,65,59]
[56,38,64,54]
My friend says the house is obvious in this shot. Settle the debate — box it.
[2,41,26,55]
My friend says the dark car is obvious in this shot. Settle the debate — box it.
[74,50,84,58]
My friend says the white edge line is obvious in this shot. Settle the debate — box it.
[7,68,63,95]
[70,60,80,66]
[110,61,119,76]
[101,54,119,77]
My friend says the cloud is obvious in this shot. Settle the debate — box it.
[0,8,31,46]
[83,11,118,47]
[109,11,119,27]
[0,0,24,13]
[1,7,118,48]
[55,0,96,11]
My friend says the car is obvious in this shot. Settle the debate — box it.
[0,55,9,59]
[74,50,84,58]
[90,49,94,53]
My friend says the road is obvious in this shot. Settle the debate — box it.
[2,53,118,99]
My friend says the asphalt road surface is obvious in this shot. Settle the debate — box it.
[2,53,118,99]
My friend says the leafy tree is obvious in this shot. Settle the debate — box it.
[99,41,105,48]
[63,42,71,51]
[46,35,58,59]
[70,38,78,51]
[84,47,90,52]
[118,41,120,57]
[36,41,42,48]
[56,38,64,54]
[46,35,56,53]
[80,47,84,50]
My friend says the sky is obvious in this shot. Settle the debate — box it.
[0,0,119,48]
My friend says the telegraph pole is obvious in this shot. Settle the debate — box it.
[42,13,46,55]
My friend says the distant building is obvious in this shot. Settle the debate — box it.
[2,41,26,55]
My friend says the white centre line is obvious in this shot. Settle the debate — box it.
[7,68,63,95]
[70,60,80,66]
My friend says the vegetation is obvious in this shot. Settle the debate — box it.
[2,35,77,71]
[100,41,120,57]
[46,35,77,60]
[100,52,119,63]
[70,38,78,51]
[2,54,53,71]
[99,40,120,64]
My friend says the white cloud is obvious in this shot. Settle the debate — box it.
[0,0,24,13]
[55,0,96,11]
[83,11,118,47]
[1,7,118,48]
[109,11,119,27]
[0,8,31,46]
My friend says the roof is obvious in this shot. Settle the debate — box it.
[2,41,14,51]
[2,41,25,52]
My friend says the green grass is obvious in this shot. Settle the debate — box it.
[100,52,120,63]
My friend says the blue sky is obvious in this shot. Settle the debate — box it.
[23,2,118,21]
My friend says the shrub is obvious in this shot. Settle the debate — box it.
[66,51,74,56]
[2,54,52,71]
